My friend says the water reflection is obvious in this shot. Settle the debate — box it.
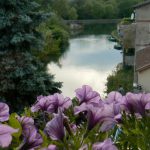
[48,34,122,98]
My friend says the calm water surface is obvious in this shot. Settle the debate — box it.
[48,28,122,97]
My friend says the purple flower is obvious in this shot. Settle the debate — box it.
[92,138,118,150]
[21,125,43,150]
[17,116,34,128]
[100,103,121,132]
[105,92,123,104]
[50,93,72,112]
[45,111,65,141]
[86,104,104,130]
[31,94,71,113]
[17,116,42,150]
[74,103,121,131]
[31,95,54,112]
[0,124,18,148]
[122,93,150,116]
[0,102,9,122]
[75,85,101,105]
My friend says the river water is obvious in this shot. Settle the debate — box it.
[48,25,122,98]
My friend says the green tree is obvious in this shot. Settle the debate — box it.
[50,0,78,19]
[72,0,144,19]
[117,0,143,18]
[0,0,62,111]
[37,16,69,64]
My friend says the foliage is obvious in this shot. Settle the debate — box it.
[36,15,69,64]
[71,0,143,19]
[34,0,70,64]
[51,0,78,20]
[0,0,62,111]
[106,67,134,94]
[116,0,143,18]
[1,85,150,150]
[36,0,144,20]
[120,18,134,25]
[36,0,78,20]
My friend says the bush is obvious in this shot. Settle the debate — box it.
[120,18,134,25]
[106,67,134,94]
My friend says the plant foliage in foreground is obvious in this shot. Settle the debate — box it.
[0,85,150,150]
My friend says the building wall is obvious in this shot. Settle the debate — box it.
[134,4,150,84]
[135,22,150,51]
[138,69,150,92]
[135,5,150,20]
[135,5,150,51]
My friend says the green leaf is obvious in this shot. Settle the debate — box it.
[8,113,22,138]
[39,130,48,147]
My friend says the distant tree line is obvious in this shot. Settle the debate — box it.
[39,0,144,20]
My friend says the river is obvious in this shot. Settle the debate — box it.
[48,25,122,98]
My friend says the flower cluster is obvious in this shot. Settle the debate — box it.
[1,85,150,149]
[31,93,72,113]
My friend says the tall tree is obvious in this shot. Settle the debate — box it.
[0,0,62,111]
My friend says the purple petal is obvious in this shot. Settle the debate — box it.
[0,102,9,122]
[0,133,12,148]
[75,85,101,104]
[47,145,57,150]
[86,104,104,130]
[100,120,115,132]
[0,124,18,135]
[106,92,122,104]
[61,97,72,110]
[23,125,43,149]
[18,116,34,128]
[75,85,92,102]
[74,103,87,115]
[0,124,18,148]
[145,102,150,110]
[142,93,150,105]
[124,93,146,115]
[45,112,65,141]
[53,94,72,111]
[93,138,118,150]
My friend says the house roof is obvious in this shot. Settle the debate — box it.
[134,0,150,9]
[136,47,150,72]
